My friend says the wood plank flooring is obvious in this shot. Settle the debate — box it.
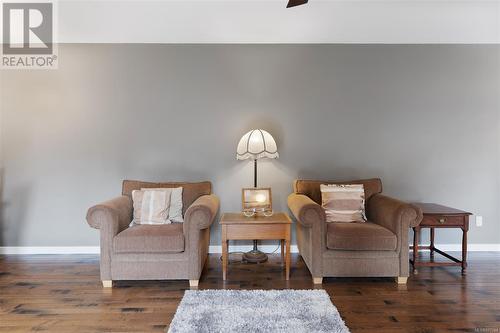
[1,252,499,332]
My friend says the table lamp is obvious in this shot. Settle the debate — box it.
[236,129,279,263]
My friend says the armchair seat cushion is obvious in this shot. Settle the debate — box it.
[326,222,397,251]
[113,224,184,254]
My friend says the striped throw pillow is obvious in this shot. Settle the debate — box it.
[320,184,366,223]
[141,187,184,223]
[132,189,171,225]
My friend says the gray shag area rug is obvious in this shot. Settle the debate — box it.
[168,289,350,333]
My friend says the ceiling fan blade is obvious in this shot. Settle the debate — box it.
[286,0,308,8]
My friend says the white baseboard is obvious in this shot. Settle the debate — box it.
[417,243,500,252]
[0,246,100,254]
[0,244,499,255]
[0,245,300,255]
[208,245,300,254]
[209,244,500,253]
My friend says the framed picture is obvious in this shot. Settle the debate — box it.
[242,188,272,212]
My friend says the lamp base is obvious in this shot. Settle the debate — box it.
[242,249,268,263]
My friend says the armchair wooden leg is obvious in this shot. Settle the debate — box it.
[102,280,112,288]
[189,280,199,287]
[313,277,323,284]
[396,277,408,284]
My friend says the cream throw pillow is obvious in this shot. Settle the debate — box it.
[169,187,184,223]
[132,189,171,225]
[131,187,184,225]
[320,184,366,223]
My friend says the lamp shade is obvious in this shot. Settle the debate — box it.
[236,129,279,160]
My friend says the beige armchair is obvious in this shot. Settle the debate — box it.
[288,178,422,284]
[86,180,219,288]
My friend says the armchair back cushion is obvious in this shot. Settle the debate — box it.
[122,180,212,215]
[294,178,383,209]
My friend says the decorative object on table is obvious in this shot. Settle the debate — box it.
[241,187,273,217]
[288,178,422,284]
[410,203,472,275]
[320,184,366,223]
[220,212,291,279]
[86,180,219,288]
[236,129,279,263]
[168,289,350,333]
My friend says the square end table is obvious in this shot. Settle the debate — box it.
[220,212,292,280]
[411,203,472,275]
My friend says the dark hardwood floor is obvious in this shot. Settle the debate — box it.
[0,252,499,333]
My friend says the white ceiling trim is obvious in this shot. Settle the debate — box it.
[55,0,499,43]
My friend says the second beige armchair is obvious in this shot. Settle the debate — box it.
[288,178,422,284]
[86,180,219,288]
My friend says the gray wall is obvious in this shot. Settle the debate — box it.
[1,44,498,247]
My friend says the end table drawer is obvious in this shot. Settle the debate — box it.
[421,215,464,226]
[225,224,289,240]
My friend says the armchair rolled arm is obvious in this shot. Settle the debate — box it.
[86,195,132,281]
[86,195,133,233]
[367,194,423,232]
[184,194,220,230]
[287,193,325,227]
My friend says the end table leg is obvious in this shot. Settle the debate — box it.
[430,228,435,258]
[462,228,468,275]
[413,227,419,274]
[285,239,291,280]
[222,235,228,281]
[280,240,285,264]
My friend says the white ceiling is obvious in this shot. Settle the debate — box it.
[55,0,499,43]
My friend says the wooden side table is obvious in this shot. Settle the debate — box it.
[411,203,472,275]
[220,212,292,280]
